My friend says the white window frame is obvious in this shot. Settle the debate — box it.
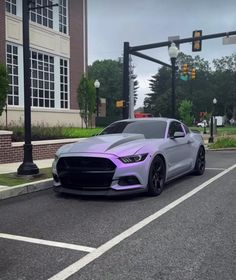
[30,49,55,109]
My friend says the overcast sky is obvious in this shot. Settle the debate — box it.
[87,0,236,108]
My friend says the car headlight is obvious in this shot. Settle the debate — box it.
[52,154,59,173]
[119,153,148,164]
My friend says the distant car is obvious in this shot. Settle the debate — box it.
[134,112,153,118]
[52,118,205,196]
[197,120,208,128]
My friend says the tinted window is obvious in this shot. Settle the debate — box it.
[168,121,184,137]
[100,120,167,139]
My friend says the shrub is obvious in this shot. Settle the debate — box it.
[210,137,236,149]
[0,123,104,142]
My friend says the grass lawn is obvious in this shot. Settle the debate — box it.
[190,126,236,136]
[209,137,236,149]
[0,168,52,187]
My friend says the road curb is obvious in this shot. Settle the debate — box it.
[0,179,53,200]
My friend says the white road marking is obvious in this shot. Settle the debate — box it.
[0,233,95,253]
[48,163,236,280]
[206,167,226,170]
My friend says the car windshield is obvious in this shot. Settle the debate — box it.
[99,120,167,139]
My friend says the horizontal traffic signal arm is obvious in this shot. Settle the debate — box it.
[131,51,171,68]
[129,31,236,52]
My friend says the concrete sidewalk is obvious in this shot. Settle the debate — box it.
[0,159,54,174]
[0,159,54,200]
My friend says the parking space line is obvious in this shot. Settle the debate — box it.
[48,164,236,280]
[0,233,95,253]
[206,167,226,170]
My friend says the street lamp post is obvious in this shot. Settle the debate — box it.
[94,79,100,117]
[168,42,179,119]
[208,98,217,143]
[17,0,39,175]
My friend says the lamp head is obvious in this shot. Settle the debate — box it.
[94,79,100,88]
[168,42,179,59]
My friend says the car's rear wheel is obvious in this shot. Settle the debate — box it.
[194,146,205,175]
[147,156,165,196]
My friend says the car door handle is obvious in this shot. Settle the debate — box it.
[187,140,194,144]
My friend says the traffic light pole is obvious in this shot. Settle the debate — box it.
[171,57,176,118]
[122,42,130,119]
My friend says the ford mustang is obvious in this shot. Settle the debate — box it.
[52,118,205,196]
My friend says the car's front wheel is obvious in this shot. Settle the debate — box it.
[194,146,205,175]
[147,156,166,196]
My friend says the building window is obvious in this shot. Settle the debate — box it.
[59,0,67,34]
[30,0,53,29]
[60,58,68,108]
[5,0,17,15]
[31,50,55,108]
[6,44,19,106]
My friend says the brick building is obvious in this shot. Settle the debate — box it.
[0,0,87,127]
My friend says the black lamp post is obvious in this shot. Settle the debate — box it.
[168,42,179,119]
[208,98,217,143]
[17,0,39,175]
[94,79,100,117]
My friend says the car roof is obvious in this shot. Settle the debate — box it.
[114,117,178,123]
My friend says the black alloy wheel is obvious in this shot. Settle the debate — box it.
[194,146,205,175]
[147,156,166,196]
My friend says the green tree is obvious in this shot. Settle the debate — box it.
[0,64,9,116]
[178,99,194,125]
[212,53,236,120]
[77,75,96,128]
[144,53,213,119]
[88,59,139,117]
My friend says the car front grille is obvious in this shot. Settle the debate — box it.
[57,157,116,190]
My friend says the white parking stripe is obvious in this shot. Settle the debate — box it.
[0,233,95,253]
[206,167,226,170]
[48,164,236,280]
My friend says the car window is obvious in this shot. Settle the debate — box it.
[99,120,167,139]
[183,124,190,134]
[168,121,185,137]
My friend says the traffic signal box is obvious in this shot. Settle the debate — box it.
[191,68,196,80]
[182,64,189,75]
[192,30,202,52]
[181,64,196,80]
[116,100,125,108]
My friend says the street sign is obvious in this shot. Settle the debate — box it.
[180,75,188,81]
[168,36,180,49]
[116,100,125,108]
[223,36,236,45]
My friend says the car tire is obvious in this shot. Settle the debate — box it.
[194,146,205,175]
[147,156,166,196]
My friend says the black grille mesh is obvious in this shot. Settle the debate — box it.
[57,157,116,190]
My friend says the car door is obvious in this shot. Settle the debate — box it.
[164,121,193,180]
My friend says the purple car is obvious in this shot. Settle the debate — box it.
[52,118,205,196]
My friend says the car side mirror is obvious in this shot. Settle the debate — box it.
[170,131,185,139]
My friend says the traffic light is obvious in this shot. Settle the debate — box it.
[191,68,196,79]
[116,100,125,108]
[192,30,202,52]
[182,64,189,75]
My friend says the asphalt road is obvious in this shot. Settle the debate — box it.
[0,150,235,280]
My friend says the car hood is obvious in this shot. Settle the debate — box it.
[58,134,146,156]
